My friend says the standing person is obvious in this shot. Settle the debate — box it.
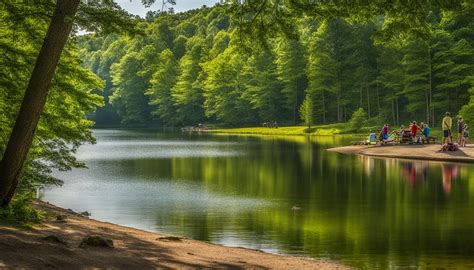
[457,116,465,144]
[462,124,469,147]
[410,121,421,143]
[442,112,453,144]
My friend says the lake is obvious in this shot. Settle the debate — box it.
[41,129,474,269]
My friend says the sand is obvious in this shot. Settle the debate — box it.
[0,201,349,269]
[328,144,474,163]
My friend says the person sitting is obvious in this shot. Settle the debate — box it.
[419,122,431,143]
[462,124,469,147]
[363,130,377,145]
[440,142,459,152]
[379,124,389,144]
[422,123,430,138]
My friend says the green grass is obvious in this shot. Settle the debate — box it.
[212,123,357,136]
[212,123,445,137]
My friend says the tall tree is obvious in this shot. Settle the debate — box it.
[375,45,404,125]
[275,38,307,124]
[300,94,314,129]
[401,37,431,123]
[0,0,81,206]
[171,37,206,125]
[146,49,180,125]
[0,0,148,206]
[110,51,151,125]
[241,50,284,122]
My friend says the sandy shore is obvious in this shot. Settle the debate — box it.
[0,201,349,269]
[328,144,474,163]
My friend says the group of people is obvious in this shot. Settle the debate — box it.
[442,112,469,147]
[367,112,470,147]
[371,121,431,144]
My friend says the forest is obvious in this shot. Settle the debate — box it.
[78,2,474,128]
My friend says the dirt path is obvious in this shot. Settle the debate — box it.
[328,144,474,163]
[0,201,349,269]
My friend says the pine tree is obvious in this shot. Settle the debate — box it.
[401,37,431,123]
[241,50,284,122]
[376,45,404,125]
[300,94,314,129]
[275,38,307,124]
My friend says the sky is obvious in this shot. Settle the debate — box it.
[116,0,220,17]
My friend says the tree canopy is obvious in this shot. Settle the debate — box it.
[77,2,473,128]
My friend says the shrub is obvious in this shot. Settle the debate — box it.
[350,108,367,132]
[459,96,474,126]
[0,193,44,225]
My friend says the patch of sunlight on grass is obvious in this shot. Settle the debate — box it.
[212,124,349,136]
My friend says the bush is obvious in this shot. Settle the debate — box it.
[0,193,44,225]
[350,108,367,132]
[459,99,474,126]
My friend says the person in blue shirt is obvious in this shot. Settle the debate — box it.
[421,122,430,138]
[368,130,376,144]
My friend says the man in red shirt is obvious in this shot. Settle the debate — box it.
[410,121,421,142]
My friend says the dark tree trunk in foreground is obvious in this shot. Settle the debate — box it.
[0,0,80,206]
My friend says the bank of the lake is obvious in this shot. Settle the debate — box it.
[329,144,474,163]
[0,200,348,269]
[211,124,355,136]
[211,124,443,138]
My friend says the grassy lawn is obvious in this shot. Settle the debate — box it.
[212,123,445,137]
[212,123,355,136]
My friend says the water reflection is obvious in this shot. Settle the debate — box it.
[41,130,474,269]
[442,164,460,195]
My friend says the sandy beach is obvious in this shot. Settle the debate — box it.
[328,144,474,163]
[0,200,349,269]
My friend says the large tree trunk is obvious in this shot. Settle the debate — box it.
[0,0,80,206]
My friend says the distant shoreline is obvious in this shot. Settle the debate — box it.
[328,144,474,163]
[210,125,362,136]
[0,200,349,269]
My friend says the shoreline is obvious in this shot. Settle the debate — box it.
[210,125,359,137]
[0,200,349,269]
[328,144,474,163]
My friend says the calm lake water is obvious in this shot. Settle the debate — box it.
[41,129,474,269]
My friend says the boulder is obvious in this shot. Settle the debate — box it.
[78,211,91,217]
[56,214,68,222]
[41,234,68,246]
[79,235,114,248]
[156,236,184,242]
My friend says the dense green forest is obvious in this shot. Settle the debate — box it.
[78,3,474,128]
